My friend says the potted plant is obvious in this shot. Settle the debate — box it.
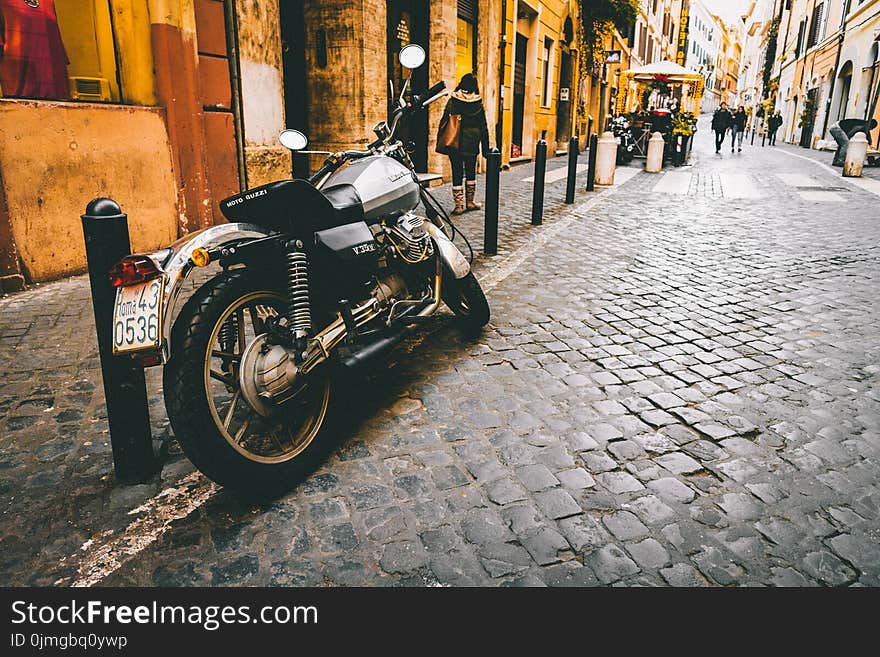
[671,111,697,166]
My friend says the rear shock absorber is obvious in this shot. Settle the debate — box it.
[286,243,311,361]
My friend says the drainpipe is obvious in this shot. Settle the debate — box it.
[496,0,507,148]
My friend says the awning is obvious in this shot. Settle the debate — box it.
[615,60,705,114]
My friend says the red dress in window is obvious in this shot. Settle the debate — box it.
[0,0,69,99]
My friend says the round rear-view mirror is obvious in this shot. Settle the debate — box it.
[279,129,308,151]
[398,44,426,70]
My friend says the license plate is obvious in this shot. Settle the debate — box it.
[112,277,165,354]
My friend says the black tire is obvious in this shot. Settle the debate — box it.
[441,271,490,330]
[163,270,337,496]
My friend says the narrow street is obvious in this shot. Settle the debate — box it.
[1,127,879,587]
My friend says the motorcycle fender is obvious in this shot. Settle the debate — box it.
[424,222,470,280]
[159,223,275,362]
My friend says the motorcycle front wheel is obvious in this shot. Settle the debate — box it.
[164,270,335,495]
[441,271,490,331]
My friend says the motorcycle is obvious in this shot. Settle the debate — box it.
[106,45,489,493]
[610,115,635,165]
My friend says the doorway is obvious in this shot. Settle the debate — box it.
[512,33,528,158]
[799,87,818,148]
[280,0,308,177]
[387,0,430,172]
[555,49,573,145]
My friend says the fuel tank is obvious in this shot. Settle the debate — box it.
[322,155,420,222]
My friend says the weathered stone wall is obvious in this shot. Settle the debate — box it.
[235,0,291,187]
[0,101,178,281]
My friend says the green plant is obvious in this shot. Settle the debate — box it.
[798,94,818,128]
[761,17,780,99]
[578,0,639,70]
[672,111,697,137]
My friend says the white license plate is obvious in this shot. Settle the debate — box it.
[112,277,165,354]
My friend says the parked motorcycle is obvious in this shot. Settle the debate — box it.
[610,115,635,165]
[106,45,489,493]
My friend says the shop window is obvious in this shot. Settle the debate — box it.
[0,0,120,102]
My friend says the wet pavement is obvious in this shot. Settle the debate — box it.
[1,126,878,587]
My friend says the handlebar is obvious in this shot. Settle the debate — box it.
[306,80,447,184]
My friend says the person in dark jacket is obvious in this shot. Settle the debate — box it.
[711,103,732,154]
[437,72,491,214]
[731,107,747,152]
[767,110,783,146]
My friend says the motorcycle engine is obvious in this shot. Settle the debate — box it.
[384,212,434,264]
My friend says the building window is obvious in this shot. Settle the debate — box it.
[315,29,327,69]
[455,0,477,83]
[541,36,553,107]
[0,0,121,102]
[806,3,824,50]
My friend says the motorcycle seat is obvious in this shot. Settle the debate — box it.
[220,180,364,233]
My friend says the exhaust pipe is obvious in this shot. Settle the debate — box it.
[341,328,408,369]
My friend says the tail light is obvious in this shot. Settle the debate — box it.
[108,255,162,287]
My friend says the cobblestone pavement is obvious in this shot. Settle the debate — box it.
[1,128,879,587]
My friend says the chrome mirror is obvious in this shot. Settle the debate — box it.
[398,44,426,70]
[279,129,308,151]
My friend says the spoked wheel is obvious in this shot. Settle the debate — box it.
[441,271,490,331]
[164,270,335,494]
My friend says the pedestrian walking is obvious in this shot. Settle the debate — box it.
[732,107,747,152]
[436,72,491,215]
[711,102,732,154]
[767,110,783,146]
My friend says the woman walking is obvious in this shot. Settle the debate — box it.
[711,103,732,154]
[767,110,783,146]
[732,107,747,152]
[437,73,491,215]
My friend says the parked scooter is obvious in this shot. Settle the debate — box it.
[610,115,635,165]
[106,45,489,493]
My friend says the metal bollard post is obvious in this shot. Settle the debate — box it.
[484,148,501,256]
[565,136,579,204]
[586,133,598,192]
[82,198,157,484]
[531,139,547,225]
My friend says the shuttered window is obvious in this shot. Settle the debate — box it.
[457,0,477,23]
[806,3,824,50]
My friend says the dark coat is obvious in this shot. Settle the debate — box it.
[438,91,491,157]
[768,114,783,131]
[712,107,732,132]
[733,110,747,131]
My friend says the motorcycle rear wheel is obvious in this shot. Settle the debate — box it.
[164,270,336,495]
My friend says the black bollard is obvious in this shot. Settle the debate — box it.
[565,136,579,204]
[82,198,157,484]
[484,148,501,256]
[531,138,547,225]
[586,133,598,192]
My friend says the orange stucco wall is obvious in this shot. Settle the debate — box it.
[0,100,178,281]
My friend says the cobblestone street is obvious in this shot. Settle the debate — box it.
[1,126,879,587]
